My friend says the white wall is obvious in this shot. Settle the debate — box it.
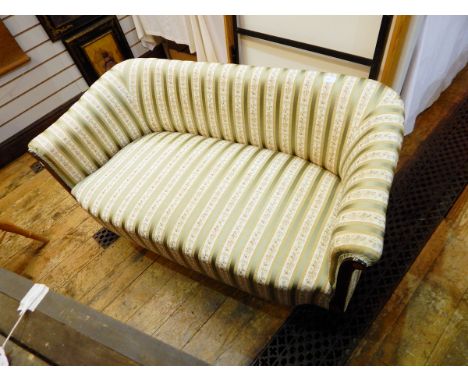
[237,16,383,77]
[0,15,149,144]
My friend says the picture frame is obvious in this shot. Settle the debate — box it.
[63,16,133,86]
[37,15,102,42]
[0,20,30,76]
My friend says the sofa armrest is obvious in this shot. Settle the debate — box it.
[329,93,404,287]
[28,63,149,189]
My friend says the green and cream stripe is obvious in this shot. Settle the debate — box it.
[29,58,404,307]
[71,133,342,306]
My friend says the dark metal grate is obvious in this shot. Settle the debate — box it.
[30,161,44,174]
[93,228,120,249]
[253,97,468,366]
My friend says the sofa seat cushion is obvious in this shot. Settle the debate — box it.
[71,131,342,306]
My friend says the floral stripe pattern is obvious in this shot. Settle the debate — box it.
[28,58,404,308]
[71,132,341,306]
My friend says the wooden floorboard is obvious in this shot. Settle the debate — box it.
[426,290,468,365]
[0,155,36,201]
[0,333,49,366]
[79,248,156,311]
[1,66,466,365]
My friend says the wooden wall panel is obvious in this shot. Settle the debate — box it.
[0,41,67,86]
[15,24,49,52]
[0,53,74,104]
[0,79,87,142]
[125,29,140,48]
[3,15,38,35]
[0,15,149,144]
[119,15,135,34]
[0,66,83,125]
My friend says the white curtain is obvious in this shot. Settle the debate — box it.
[400,16,468,134]
[132,15,228,63]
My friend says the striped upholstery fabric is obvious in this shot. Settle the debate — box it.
[72,132,341,306]
[29,58,404,308]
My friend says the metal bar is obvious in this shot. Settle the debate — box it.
[236,26,373,67]
[369,15,394,79]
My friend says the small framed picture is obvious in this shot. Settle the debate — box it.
[37,16,102,42]
[63,16,133,85]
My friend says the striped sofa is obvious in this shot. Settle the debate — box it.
[29,58,404,311]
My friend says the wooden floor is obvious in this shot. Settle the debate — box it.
[0,332,48,366]
[1,67,467,366]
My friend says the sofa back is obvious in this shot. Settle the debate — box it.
[117,58,403,177]
[28,58,404,188]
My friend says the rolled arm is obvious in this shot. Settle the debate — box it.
[28,62,149,189]
[329,90,405,286]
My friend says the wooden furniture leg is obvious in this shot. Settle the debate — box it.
[0,220,49,244]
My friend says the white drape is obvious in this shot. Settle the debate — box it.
[400,16,468,134]
[132,15,228,63]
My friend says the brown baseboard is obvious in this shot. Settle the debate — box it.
[0,94,82,169]
[0,48,167,169]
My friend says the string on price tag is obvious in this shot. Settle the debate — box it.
[0,283,49,366]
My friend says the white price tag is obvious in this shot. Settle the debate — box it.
[0,283,49,366]
[18,284,49,314]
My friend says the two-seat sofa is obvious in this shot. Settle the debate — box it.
[29,58,404,311]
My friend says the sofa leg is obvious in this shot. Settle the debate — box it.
[329,259,367,313]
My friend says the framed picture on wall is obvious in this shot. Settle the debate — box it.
[63,16,133,85]
[37,15,102,41]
